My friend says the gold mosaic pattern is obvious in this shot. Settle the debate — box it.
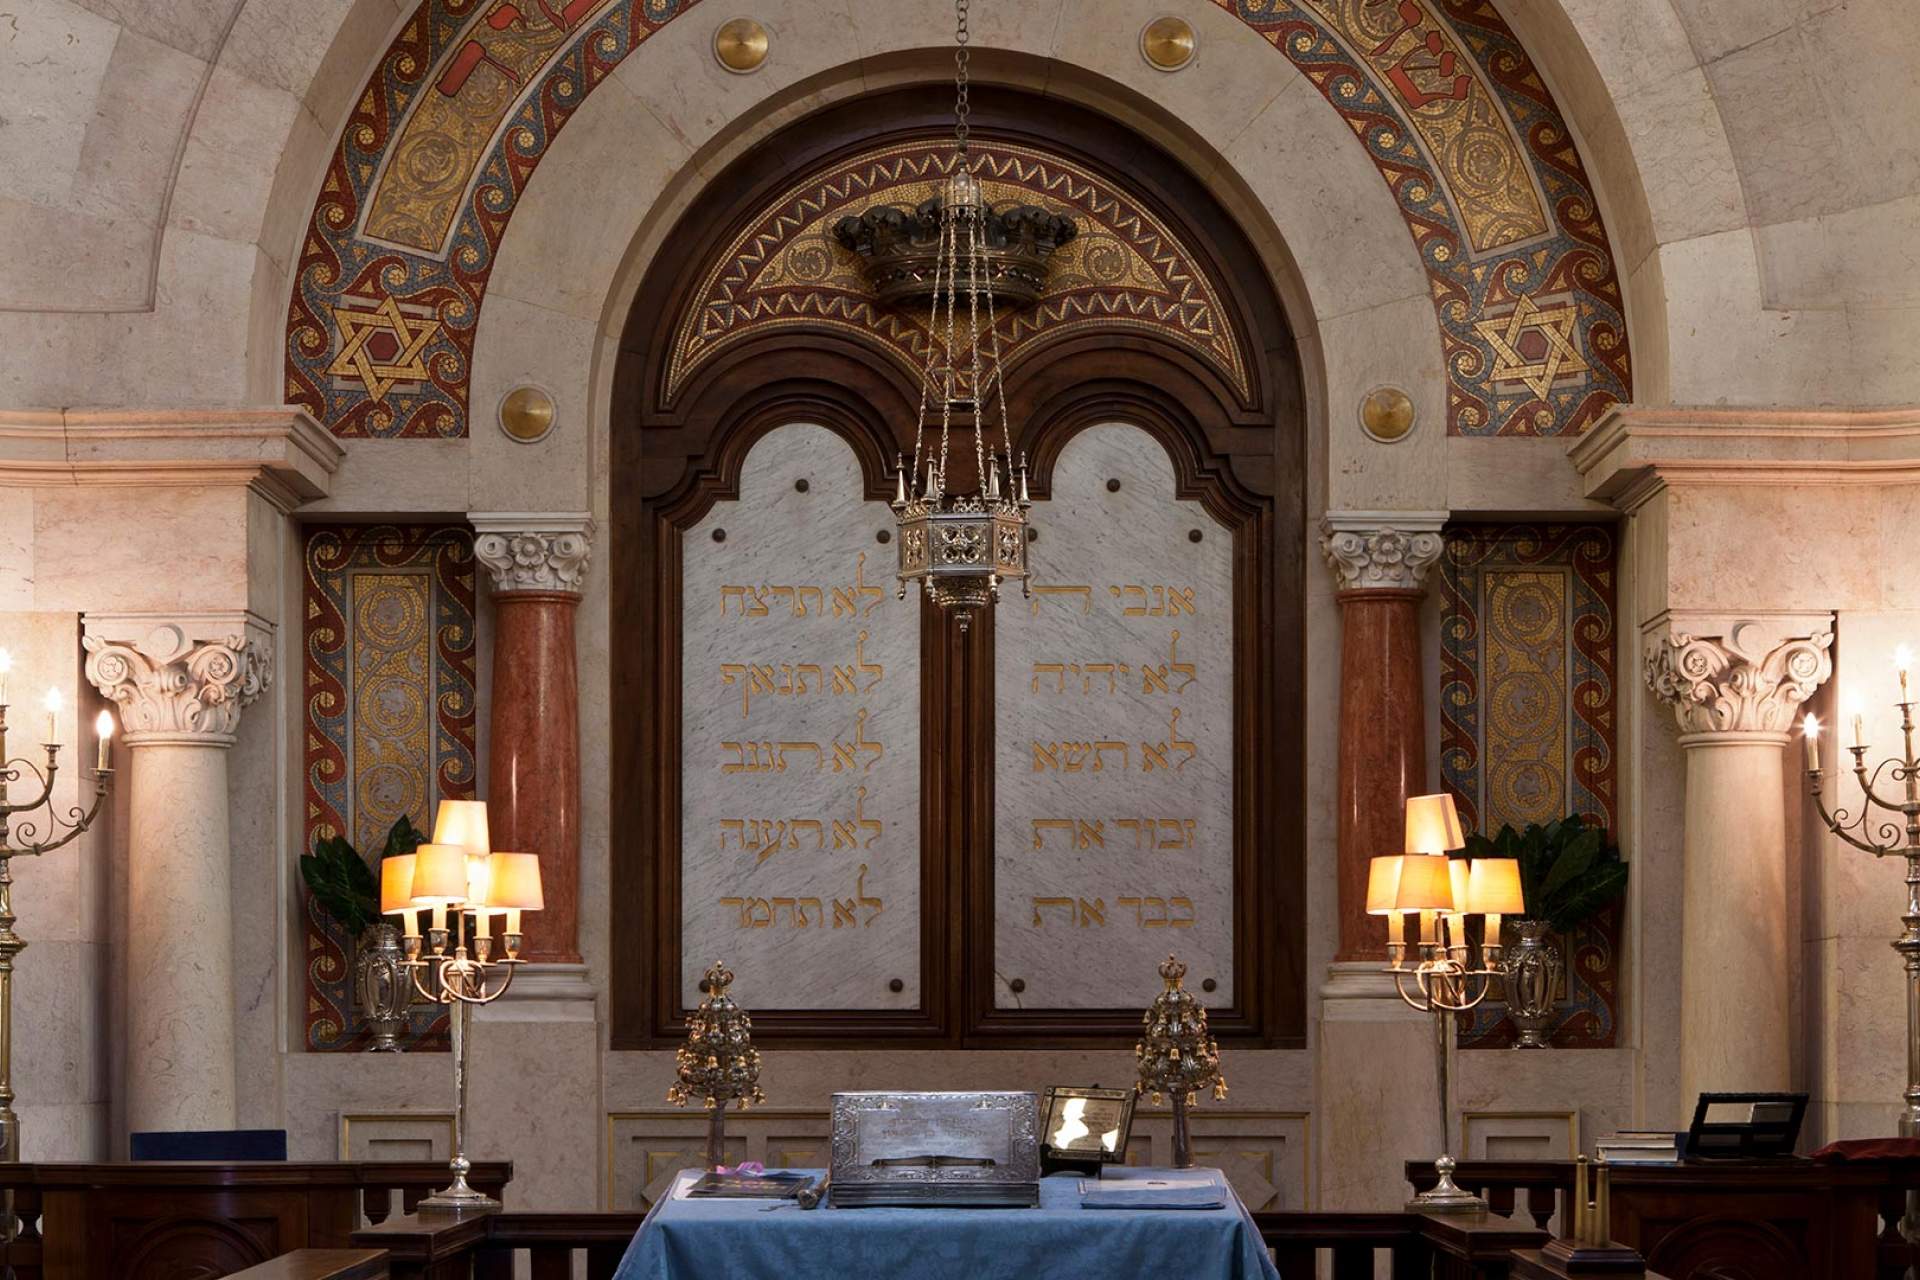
[666,140,1251,405]
[1481,568,1568,826]
[362,0,617,254]
[349,571,434,852]
[1301,0,1548,254]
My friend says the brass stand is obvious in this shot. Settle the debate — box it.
[403,910,523,1211]
[0,703,112,1164]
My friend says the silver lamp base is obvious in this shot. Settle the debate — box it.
[1406,1154,1487,1214]
[419,1160,499,1212]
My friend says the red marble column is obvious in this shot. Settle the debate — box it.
[489,590,582,963]
[1333,587,1428,961]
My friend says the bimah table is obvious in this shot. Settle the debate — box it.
[612,1166,1281,1280]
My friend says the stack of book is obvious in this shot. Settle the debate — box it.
[1594,1131,1682,1165]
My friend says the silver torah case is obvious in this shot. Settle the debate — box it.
[829,1091,1041,1208]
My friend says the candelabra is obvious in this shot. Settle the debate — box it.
[0,652,114,1166]
[1373,794,1524,1214]
[1803,665,1920,1245]
[388,802,543,1212]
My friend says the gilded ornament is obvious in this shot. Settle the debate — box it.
[713,18,770,73]
[1360,386,1416,441]
[498,384,557,443]
[1140,16,1196,71]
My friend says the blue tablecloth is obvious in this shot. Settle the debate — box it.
[612,1166,1280,1280]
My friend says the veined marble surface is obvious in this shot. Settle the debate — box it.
[994,425,1235,1008]
[681,424,920,1009]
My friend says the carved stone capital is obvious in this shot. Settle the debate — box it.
[1644,614,1835,738]
[1320,511,1448,592]
[471,513,595,595]
[82,613,274,747]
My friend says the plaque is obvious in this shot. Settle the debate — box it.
[680,424,921,1010]
[829,1091,1041,1207]
[994,425,1236,1007]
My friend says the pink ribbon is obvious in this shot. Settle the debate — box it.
[715,1161,766,1176]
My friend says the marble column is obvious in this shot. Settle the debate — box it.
[472,516,591,968]
[1321,514,1446,967]
[1646,616,1832,1109]
[82,613,271,1135]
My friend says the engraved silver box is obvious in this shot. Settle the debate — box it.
[829,1091,1041,1208]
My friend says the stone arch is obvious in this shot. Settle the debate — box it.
[277,0,1632,444]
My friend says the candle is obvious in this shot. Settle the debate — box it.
[0,647,10,703]
[1419,909,1436,946]
[473,905,491,940]
[1898,645,1914,699]
[1444,912,1466,950]
[1485,912,1504,945]
[1386,910,1405,947]
[1803,712,1820,772]
[95,709,113,771]
[42,687,60,744]
[431,903,447,933]
[506,908,523,937]
[1852,706,1865,751]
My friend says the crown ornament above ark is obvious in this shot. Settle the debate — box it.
[833,199,1078,312]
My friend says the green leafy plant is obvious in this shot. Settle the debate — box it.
[1459,814,1627,935]
[299,814,427,937]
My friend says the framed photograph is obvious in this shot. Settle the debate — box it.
[1040,1086,1136,1170]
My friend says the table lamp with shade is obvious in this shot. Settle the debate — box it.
[1367,792,1525,1213]
[394,800,543,1211]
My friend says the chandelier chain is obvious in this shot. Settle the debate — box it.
[953,0,971,152]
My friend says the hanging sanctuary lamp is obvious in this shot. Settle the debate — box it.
[833,0,1076,630]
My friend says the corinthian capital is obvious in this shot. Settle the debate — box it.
[82,613,273,746]
[471,513,595,594]
[1320,511,1448,592]
[1644,614,1834,737]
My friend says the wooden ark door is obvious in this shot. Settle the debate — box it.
[610,84,1307,1049]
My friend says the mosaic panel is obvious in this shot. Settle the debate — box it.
[1439,523,1618,1048]
[284,0,1627,439]
[303,525,477,1051]
[664,139,1250,408]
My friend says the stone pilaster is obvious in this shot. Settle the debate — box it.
[83,612,272,1135]
[1319,513,1446,970]
[1645,614,1833,1109]
[469,514,592,971]
[1316,513,1448,1214]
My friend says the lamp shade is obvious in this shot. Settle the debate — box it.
[379,854,417,915]
[432,799,491,858]
[409,843,469,905]
[1365,855,1405,914]
[464,853,492,910]
[1466,857,1526,916]
[483,852,544,911]
[1404,793,1465,854]
[1392,853,1455,912]
[1448,858,1470,915]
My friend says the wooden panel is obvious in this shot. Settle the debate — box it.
[610,84,1304,1049]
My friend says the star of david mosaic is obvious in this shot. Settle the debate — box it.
[1472,292,1590,400]
[326,294,442,402]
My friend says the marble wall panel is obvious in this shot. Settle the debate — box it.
[994,426,1234,1008]
[680,425,919,1010]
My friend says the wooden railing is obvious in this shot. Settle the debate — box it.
[216,1207,1563,1280]
[0,1160,511,1279]
[1407,1157,1920,1280]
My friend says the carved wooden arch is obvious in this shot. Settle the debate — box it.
[611,83,1305,1048]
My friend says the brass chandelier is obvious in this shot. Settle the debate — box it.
[888,0,1033,630]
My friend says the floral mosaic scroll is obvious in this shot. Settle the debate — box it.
[1440,523,1619,1049]
[302,525,477,1051]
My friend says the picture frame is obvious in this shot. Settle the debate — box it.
[1039,1086,1136,1175]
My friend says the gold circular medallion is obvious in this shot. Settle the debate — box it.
[1140,16,1196,71]
[713,18,770,74]
[498,385,556,443]
[1359,386,1416,442]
